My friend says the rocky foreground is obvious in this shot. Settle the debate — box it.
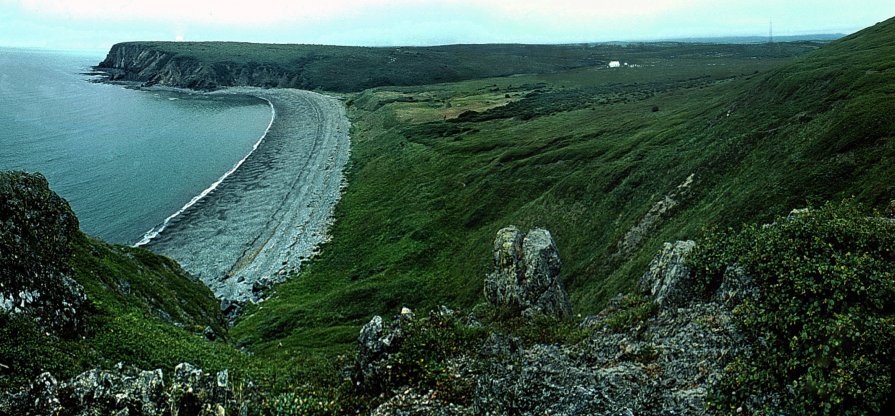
[353,232,755,415]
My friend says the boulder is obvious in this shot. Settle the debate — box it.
[0,372,62,416]
[0,363,251,416]
[639,240,697,308]
[61,365,167,416]
[714,264,758,307]
[0,171,86,336]
[352,310,414,393]
[483,226,572,319]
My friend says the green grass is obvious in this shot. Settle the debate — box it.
[230,17,895,394]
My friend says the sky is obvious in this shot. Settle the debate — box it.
[1,0,894,51]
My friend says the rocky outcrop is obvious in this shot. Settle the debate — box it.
[96,43,301,91]
[0,171,87,336]
[359,239,758,415]
[0,362,251,416]
[639,240,697,308]
[483,226,572,319]
[617,174,695,256]
[352,308,416,393]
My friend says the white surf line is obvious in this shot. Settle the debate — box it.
[133,94,276,247]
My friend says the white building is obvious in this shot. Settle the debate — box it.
[608,61,621,68]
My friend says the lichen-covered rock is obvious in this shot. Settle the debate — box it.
[0,363,251,416]
[370,387,474,416]
[0,171,87,336]
[171,363,238,416]
[714,264,758,306]
[473,299,746,416]
[0,372,62,416]
[484,226,572,319]
[639,240,697,308]
[352,311,414,393]
[61,365,167,416]
[349,237,760,415]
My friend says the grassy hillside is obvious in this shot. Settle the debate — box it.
[1,231,252,388]
[113,40,821,92]
[229,16,895,388]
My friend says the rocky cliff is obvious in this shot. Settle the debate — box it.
[1,171,232,392]
[0,172,87,337]
[97,43,299,90]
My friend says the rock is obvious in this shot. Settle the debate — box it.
[220,299,244,327]
[478,332,521,358]
[203,325,217,341]
[471,299,746,416]
[371,387,474,416]
[352,311,413,393]
[61,366,167,416]
[787,207,810,220]
[483,226,572,319]
[639,240,697,308]
[0,372,62,416]
[714,265,758,306]
[0,363,253,416]
[0,171,87,336]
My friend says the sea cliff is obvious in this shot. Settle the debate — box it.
[98,43,298,90]
[95,41,615,92]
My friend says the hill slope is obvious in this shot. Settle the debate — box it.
[230,15,895,379]
[0,172,248,389]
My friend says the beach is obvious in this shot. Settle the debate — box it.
[143,88,351,303]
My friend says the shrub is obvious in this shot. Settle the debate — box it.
[268,391,340,416]
[386,311,485,404]
[691,200,895,415]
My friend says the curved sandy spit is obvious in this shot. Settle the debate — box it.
[144,88,350,303]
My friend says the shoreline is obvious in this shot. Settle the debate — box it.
[142,88,351,304]
[134,94,277,247]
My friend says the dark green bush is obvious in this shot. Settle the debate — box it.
[386,312,485,404]
[691,201,895,415]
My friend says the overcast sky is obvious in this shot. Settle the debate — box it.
[1,0,894,51]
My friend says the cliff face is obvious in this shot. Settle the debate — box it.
[0,172,86,337]
[97,43,301,90]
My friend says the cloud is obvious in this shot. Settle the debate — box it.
[15,0,426,25]
[12,0,710,26]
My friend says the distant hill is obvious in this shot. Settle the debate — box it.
[660,33,845,44]
[97,40,821,91]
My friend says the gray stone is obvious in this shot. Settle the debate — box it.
[0,363,254,416]
[484,226,572,319]
[639,240,697,308]
[714,265,758,306]
[0,171,87,336]
[353,311,412,393]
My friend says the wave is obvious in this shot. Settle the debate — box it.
[133,95,276,247]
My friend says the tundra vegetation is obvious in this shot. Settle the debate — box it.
[4,16,895,415]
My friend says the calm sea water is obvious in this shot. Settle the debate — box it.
[0,48,272,244]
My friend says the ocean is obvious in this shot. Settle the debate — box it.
[0,47,273,245]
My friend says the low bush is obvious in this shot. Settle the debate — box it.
[691,201,895,415]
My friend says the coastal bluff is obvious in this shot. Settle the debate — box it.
[95,41,606,92]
